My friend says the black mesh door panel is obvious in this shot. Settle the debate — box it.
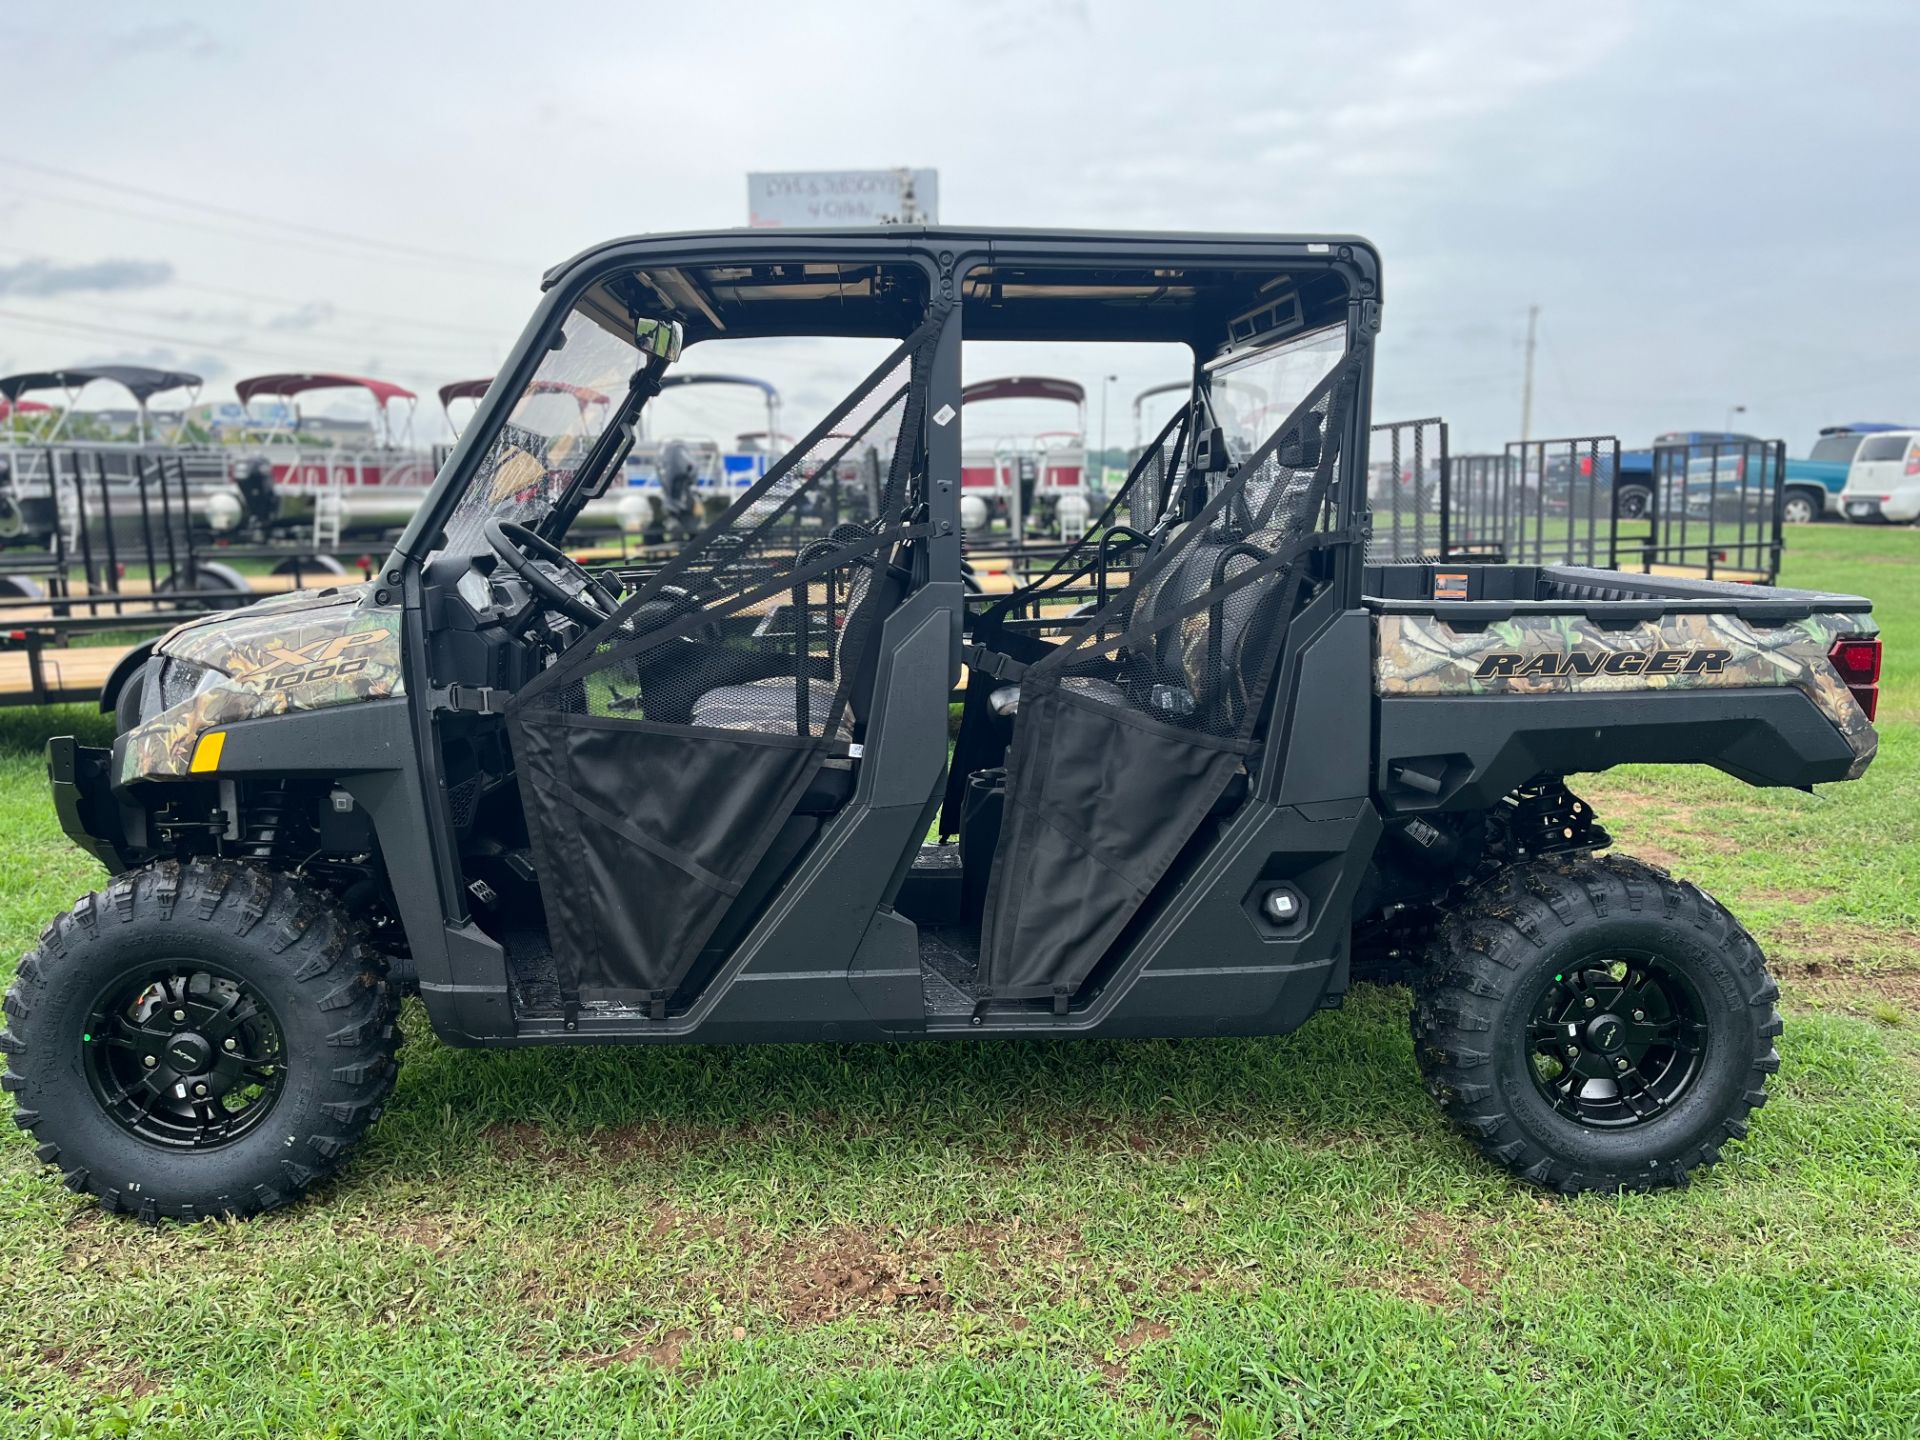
[978,347,1366,1003]
[507,313,945,1010]
[516,718,826,1004]
[977,681,1246,1001]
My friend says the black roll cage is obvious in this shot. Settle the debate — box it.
[384,229,1381,937]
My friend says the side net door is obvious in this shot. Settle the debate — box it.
[507,316,946,1013]
[977,343,1368,1008]
[940,403,1193,838]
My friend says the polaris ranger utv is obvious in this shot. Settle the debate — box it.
[5,230,1881,1221]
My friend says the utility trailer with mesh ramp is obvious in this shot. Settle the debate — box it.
[4,227,1883,1222]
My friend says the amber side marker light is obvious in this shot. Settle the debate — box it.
[189,731,226,773]
[1828,637,1882,721]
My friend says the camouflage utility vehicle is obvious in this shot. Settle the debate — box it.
[5,229,1881,1220]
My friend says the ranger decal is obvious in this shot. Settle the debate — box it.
[1473,648,1731,680]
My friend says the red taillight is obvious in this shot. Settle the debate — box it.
[1905,456,1920,476]
[1829,636,1882,721]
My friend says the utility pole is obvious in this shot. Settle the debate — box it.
[1519,304,1540,443]
[1098,373,1117,485]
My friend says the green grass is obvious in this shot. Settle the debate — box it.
[4,529,1920,1438]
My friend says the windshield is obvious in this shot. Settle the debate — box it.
[1809,433,1866,465]
[440,306,638,552]
[1207,324,1345,463]
[1857,434,1917,464]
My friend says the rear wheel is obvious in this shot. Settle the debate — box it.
[1782,489,1822,526]
[1412,853,1779,1194]
[3,860,399,1221]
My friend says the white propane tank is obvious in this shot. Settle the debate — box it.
[1056,491,1091,542]
[616,492,654,534]
[959,493,989,533]
[204,489,245,534]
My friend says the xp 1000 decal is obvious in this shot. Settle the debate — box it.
[120,588,403,782]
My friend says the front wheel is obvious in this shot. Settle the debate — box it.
[1412,853,1780,1194]
[3,860,399,1221]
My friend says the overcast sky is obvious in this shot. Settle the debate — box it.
[0,0,1914,452]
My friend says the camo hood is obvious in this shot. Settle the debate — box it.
[122,586,405,782]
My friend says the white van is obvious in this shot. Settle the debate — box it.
[1840,430,1920,523]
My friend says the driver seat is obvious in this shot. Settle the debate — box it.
[687,532,910,813]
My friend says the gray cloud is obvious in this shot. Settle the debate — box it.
[101,21,222,61]
[0,257,174,298]
[265,301,337,333]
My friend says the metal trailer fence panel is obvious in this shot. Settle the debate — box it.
[1444,453,1515,560]
[1645,438,1784,582]
[1499,436,1623,568]
[0,443,381,709]
[1366,417,1449,563]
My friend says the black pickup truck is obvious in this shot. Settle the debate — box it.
[4,227,1881,1222]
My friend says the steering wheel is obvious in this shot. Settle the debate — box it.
[483,519,619,627]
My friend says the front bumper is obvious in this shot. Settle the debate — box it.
[48,737,136,872]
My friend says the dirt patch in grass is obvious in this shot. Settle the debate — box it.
[485,1119,696,1169]
[40,1343,160,1400]
[386,1211,475,1254]
[1762,913,1920,1021]
[1596,793,1772,866]
[773,1225,953,1324]
[1787,967,1920,1023]
[1097,1318,1175,1380]
[1765,915,1920,971]
[577,1326,693,1372]
[1354,1209,1502,1307]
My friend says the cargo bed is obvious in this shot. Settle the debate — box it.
[1361,564,1879,811]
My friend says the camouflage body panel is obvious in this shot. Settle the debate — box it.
[1374,608,1878,778]
[122,584,404,782]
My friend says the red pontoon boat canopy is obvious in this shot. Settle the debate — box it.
[961,377,1086,407]
[236,373,417,407]
[437,378,613,409]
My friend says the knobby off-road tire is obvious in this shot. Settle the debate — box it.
[3,859,399,1222]
[1412,853,1781,1194]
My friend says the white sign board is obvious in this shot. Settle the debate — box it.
[747,169,939,228]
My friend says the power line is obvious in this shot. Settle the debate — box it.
[0,308,482,378]
[12,294,506,363]
[1518,303,1539,443]
[0,152,532,275]
[0,239,523,340]
[168,277,517,339]
[0,183,528,279]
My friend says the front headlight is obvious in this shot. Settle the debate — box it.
[150,658,222,718]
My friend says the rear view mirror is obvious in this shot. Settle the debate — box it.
[634,317,684,364]
[1279,413,1323,470]
[1192,425,1231,474]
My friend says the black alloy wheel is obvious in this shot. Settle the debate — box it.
[5,860,399,1221]
[1524,953,1707,1129]
[1413,852,1781,1194]
[81,962,288,1150]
